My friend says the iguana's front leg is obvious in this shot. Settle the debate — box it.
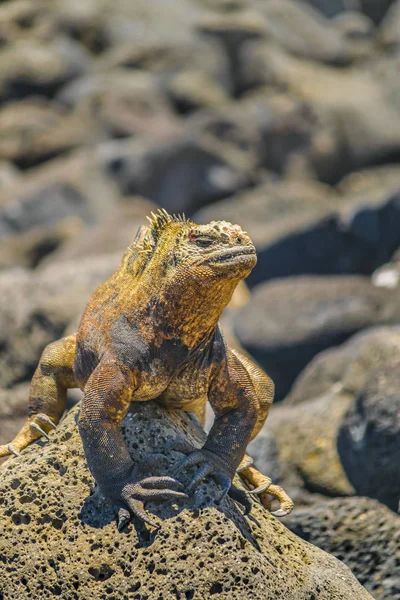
[78,360,187,530]
[176,349,258,512]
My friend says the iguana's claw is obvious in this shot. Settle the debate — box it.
[29,422,50,441]
[174,448,252,514]
[239,465,294,518]
[36,413,57,430]
[8,444,21,458]
[228,485,252,515]
[118,475,188,530]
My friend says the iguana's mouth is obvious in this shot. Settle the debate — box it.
[208,246,257,267]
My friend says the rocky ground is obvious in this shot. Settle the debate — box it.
[0,0,399,598]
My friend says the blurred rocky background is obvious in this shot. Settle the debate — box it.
[0,0,399,598]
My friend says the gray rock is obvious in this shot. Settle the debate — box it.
[0,401,372,600]
[0,151,119,241]
[250,389,356,499]
[0,254,119,389]
[338,357,400,511]
[300,1,360,18]
[379,0,400,47]
[240,43,400,183]
[0,37,90,102]
[235,276,400,399]
[260,0,353,65]
[284,497,400,600]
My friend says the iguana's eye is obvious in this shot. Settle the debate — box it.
[195,237,214,248]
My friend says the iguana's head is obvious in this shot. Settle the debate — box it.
[122,209,257,341]
[130,209,257,284]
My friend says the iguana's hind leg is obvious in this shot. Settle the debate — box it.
[232,349,294,517]
[0,335,77,458]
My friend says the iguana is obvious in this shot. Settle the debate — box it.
[0,209,293,529]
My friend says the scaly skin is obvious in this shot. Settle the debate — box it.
[0,209,293,528]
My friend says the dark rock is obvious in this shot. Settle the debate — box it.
[97,136,251,215]
[360,0,397,24]
[301,1,360,18]
[0,401,372,600]
[196,174,400,287]
[286,325,400,405]
[338,357,400,511]
[284,497,400,600]
[235,276,399,399]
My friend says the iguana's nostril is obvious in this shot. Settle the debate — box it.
[237,237,243,244]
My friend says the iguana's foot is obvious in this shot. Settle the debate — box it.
[238,464,294,517]
[172,440,252,514]
[0,413,57,459]
[117,475,188,530]
[107,452,188,531]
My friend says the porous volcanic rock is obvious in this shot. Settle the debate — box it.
[0,401,372,600]
[284,497,400,600]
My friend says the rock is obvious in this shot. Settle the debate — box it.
[373,259,400,289]
[196,174,400,286]
[250,389,356,499]
[194,179,345,286]
[97,136,251,215]
[359,0,397,24]
[0,37,90,102]
[286,325,400,405]
[196,10,267,96]
[57,70,179,140]
[0,99,97,169]
[0,151,120,241]
[0,254,120,389]
[300,1,360,18]
[249,326,400,506]
[44,198,155,264]
[260,0,353,65]
[234,276,400,399]
[338,356,400,512]
[284,497,400,600]
[0,217,84,270]
[165,70,230,114]
[0,160,21,190]
[241,44,400,183]
[380,0,400,47]
[189,91,319,179]
[0,383,30,459]
[0,401,372,600]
